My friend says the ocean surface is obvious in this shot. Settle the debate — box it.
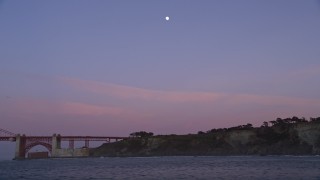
[0,156,320,179]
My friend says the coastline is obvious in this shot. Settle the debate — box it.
[90,121,320,157]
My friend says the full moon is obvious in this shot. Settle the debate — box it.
[165,16,170,21]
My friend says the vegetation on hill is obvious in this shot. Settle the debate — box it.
[90,117,320,157]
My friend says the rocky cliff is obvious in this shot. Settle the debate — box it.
[90,122,320,157]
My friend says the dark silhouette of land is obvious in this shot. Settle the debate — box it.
[91,117,320,156]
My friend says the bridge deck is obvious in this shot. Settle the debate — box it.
[0,137,14,141]
[0,136,129,141]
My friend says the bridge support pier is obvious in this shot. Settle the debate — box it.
[51,134,61,157]
[52,136,90,157]
[85,139,89,148]
[69,140,74,149]
[14,134,26,159]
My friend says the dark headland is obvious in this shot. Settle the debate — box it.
[90,117,320,157]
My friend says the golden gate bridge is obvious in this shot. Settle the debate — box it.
[0,128,128,159]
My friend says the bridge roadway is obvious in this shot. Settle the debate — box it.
[0,136,128,141]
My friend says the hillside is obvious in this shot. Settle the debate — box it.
[90,118,320,156]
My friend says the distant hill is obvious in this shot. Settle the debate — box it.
[90,117,320,156]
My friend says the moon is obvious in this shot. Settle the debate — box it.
[165,16,170,21]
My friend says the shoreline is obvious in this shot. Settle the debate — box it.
[10,154,320,161]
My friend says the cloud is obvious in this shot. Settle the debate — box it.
[296,65,320,77]
[282,65,320,81]
[60,102,124,116]
[2,76,320,135]
[1,99,129,117]
[59,76,226,103]
[58,76,320,107]
[228,93,320,107]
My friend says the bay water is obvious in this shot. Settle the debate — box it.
[0,156,320,179]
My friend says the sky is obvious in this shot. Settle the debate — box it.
[1,0,320,158]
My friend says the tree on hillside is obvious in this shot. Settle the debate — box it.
[130,131,154,138]
[227,123,253,131]
[310,117,320,122]
[245,123,253,129]
[269,120,277,126]
[261,121,269,127]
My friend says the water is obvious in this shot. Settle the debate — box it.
[0,156,320,179]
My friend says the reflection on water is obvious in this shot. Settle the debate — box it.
[0,156,320,179]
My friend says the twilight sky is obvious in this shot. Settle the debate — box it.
[1,0,320,141]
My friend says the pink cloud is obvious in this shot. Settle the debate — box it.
[1,99,129,117]
[58,76,320,107]
[3,75,319,136]
[276,65,320,83]
[60,102,124,116]
[59,77,227,103]
[228,94,320,107]
[293,65,320,77]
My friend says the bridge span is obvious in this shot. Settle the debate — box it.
[0,128,128,159]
